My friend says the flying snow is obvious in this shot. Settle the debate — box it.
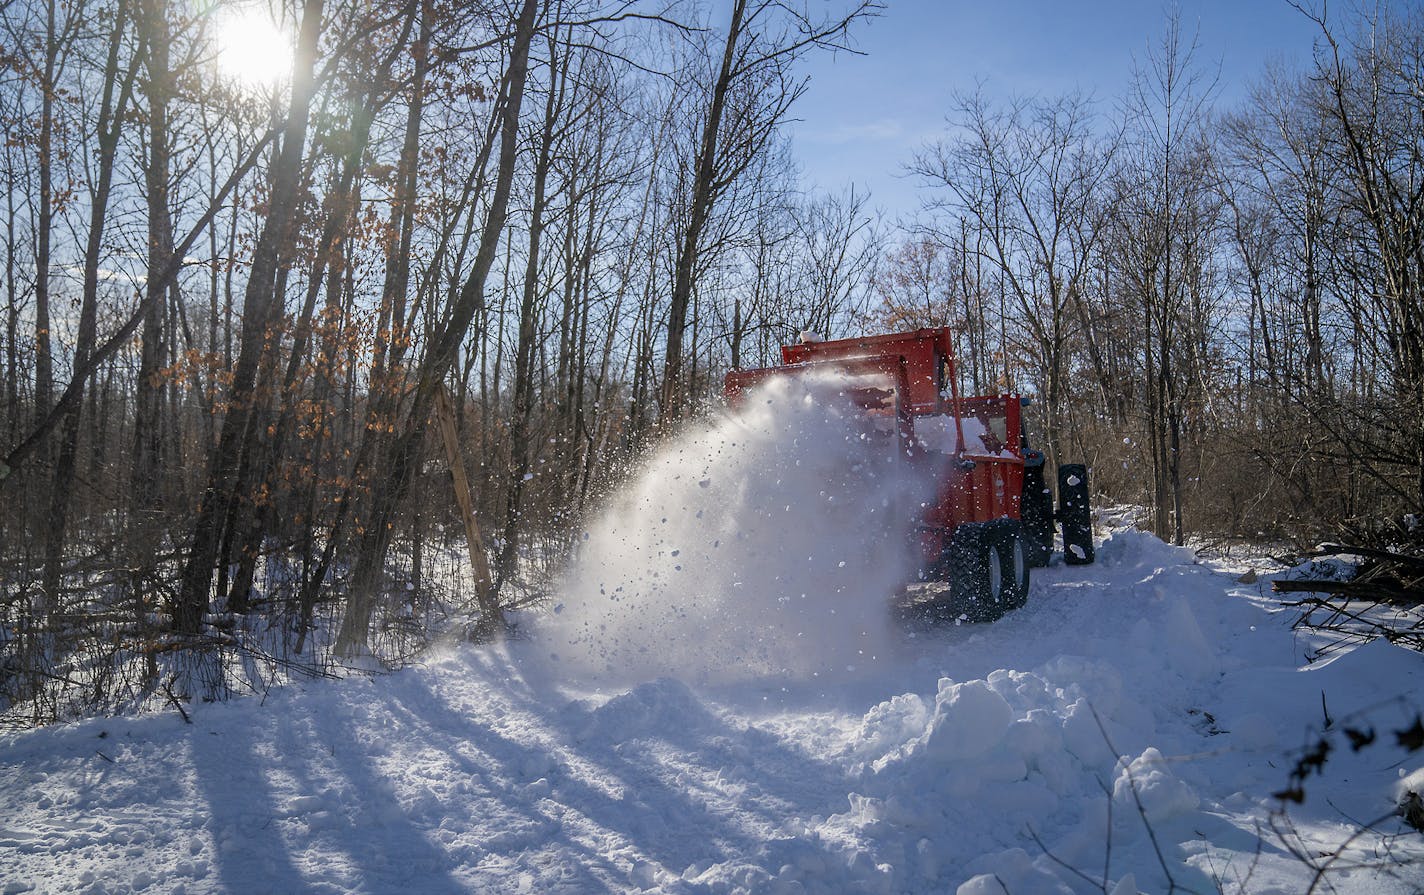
[539,373,927,683]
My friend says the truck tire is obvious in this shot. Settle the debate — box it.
[951,526,1006,622]
[1058,463,1094,565]
[1020,456,1054,567]
[997,522,1031,609]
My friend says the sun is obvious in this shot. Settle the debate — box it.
[212,6,295,91]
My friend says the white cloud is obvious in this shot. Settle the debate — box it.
[806,118,906,145]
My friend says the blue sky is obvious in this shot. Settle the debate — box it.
[789,0,1328,221]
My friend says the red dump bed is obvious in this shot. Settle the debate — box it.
[724,328,1025,571]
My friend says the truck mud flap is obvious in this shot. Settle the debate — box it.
[1021,455,1054,567]
[1058,463,1094,565]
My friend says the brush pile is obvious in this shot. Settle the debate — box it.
[1273,518,1424,654]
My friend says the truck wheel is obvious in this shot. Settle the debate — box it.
[1058,463,1094,565]
[998,524,1031,609]
[1020,459,1054,567]
[951,527,1005,622]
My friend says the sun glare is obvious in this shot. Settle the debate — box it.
[213,7,294,91]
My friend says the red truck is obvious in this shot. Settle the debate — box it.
[724,327,1093,621]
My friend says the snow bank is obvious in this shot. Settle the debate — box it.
[1093,526,1198,569]
[540,373,925,684]
[820,658,1213,892]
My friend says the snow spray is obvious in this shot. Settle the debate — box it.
[540,372,926,684]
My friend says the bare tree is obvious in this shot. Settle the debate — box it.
[40,0,141,647]
[915,89,1115,471]
[658,0,879,420]
[784,185,882,338]
[1113,11,1220,544]
[174,0,330,634]
[335,0,541,657]
[1292,1,1424,513]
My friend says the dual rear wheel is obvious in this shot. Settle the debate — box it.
[950,522,1030,622]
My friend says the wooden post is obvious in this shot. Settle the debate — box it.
[433,383,503,634]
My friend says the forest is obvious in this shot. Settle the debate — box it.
[2,0,1423,724]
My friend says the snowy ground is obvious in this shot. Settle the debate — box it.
[4,380,1423,894]
[2,524,1421,894]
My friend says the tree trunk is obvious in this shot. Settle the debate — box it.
[496,24,564,590]
[132,0,173,556]
[33,0,58,432]
[662,0,746,422]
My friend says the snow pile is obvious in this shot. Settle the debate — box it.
[569,676,716,743]
[541,372,924,684]
[820,660,1214,892]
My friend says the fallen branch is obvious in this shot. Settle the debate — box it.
[1273,578,1419,606]
[1306,543,1424,574]
[162,677,191,724]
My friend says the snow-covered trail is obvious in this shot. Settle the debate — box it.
[2,527,1422,895]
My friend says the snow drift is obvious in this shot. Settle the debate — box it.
[541,373,926,684]
[2,523,1423,894]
